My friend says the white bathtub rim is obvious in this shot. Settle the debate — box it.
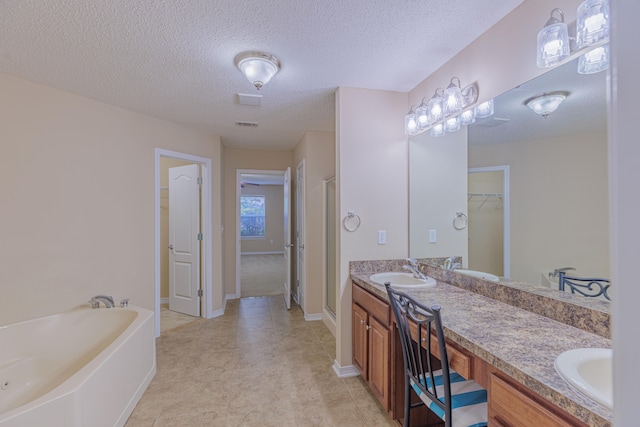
[0,304,154,422]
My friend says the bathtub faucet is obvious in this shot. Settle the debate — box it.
[90,295,115,308]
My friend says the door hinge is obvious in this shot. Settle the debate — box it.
[197,177,203,185]
[197,289,203,297]
[197,233,203,240]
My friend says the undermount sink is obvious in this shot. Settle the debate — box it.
[369,272,436,288]
[454,269,500,282]
[555,348,613,409]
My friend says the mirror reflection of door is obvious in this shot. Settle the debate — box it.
[467,166,510,278]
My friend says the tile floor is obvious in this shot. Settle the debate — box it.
[126,296,396,426]
[160,303,199,333]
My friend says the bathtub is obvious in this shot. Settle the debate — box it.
[0,304,156,427]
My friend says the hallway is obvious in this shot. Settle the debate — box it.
[126,296,394,426]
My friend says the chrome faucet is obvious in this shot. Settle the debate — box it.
[89,295,115,308]
[550,267,576,279]
[443,256,462,271]
[403,258,427,280]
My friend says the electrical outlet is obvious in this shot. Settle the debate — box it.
[378,230,387,245]
[429,229,437,243]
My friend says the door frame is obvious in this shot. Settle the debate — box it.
[295,159,306,312]
[235,169,287,298]
[155,148,213,338]
[468,165,510,278]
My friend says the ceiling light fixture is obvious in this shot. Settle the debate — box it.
[234,52,281,90]
[526,92,568,118]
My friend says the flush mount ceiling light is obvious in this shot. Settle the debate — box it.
[234,52,281,90]
[526,92,568,118]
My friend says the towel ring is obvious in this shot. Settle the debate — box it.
[343,211,361,232]
[453,211,467,230]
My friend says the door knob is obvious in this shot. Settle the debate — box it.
[168,244,174,250]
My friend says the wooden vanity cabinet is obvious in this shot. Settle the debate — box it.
[352,283,391,411]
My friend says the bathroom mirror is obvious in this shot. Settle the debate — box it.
[409,57,609,296]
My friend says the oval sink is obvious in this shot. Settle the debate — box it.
[369,272,436,288]
[455,269,500,282]
[555,348,612,409]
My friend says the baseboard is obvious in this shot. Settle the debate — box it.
[160,297,169,305]
[332,361,361,378]
[304,312,322,321]
[240,251,284,255]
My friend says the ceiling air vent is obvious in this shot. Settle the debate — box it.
[237,93,262,106]
[235,121,259,128]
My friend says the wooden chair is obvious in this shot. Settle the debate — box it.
[385,283,487,427]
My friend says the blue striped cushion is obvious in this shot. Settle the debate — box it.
[410,369,488,427]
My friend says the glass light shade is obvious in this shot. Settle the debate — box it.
[235,53,280,90]
[444,116,461,133]
[444,79,463,116]
[578,45,609,74]
[527,94,566,117]
[430,123,446,137]
[405,111,418,135]
[460,108,476,125]
[576,0,609,48]
[415,102,430,130]
[475,99,494,118]
[537,20,570,68]
[428,95,444,124]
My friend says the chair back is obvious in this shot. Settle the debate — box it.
[558,271,611,300]
[385,283,452,424]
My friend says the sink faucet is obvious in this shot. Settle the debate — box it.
[550,267,576,279]
[443,256,462,271]
[89,295,115,308]
[403,258,427,280]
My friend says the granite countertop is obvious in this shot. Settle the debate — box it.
[351,268,612,427]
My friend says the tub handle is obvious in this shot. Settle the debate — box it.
[120,298,130,308]
[89,300,100,309]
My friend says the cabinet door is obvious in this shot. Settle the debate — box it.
[352,303,369,379]
[368,315,390,410]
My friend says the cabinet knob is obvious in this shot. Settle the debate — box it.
[360,319,365,324]
[366,325,371,331]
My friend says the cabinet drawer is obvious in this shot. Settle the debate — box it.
[489,373,583,427]
[353,283,390,326]
[407,320,471,379]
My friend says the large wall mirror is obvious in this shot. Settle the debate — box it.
[409,56,609,299]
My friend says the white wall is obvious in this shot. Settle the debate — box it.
[0,72,224,326]
[610,1,640,423]
[335,87,409,368]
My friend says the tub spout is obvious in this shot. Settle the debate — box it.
[90,295,115,308]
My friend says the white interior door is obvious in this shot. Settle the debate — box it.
[283,167,292,309]
[169,164,200,317]
[296,161,306,311]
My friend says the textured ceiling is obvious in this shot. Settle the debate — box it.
[0,0,525,150]
[469,56,607,146]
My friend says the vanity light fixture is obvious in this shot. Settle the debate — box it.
[430,123,446,137]
[444,116,461,133]
[526,92,568,118]
[404,106,418,135]
[234,51,281,90]
[576,0,609,48]
[459,108,476,126]
[536,8,570,68]
[474,99,494,119]
[415,98,430,130]
[443,77,463,117]
[578,44,609,74]
[428,89,445,124]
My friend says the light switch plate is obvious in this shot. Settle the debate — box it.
[429,229,437,243]
[378,230,387,245]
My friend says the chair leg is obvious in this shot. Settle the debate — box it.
[404,374,411,427]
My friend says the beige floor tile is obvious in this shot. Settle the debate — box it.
[127,297,391,426]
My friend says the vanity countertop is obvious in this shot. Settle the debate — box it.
[351,271,612,427]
